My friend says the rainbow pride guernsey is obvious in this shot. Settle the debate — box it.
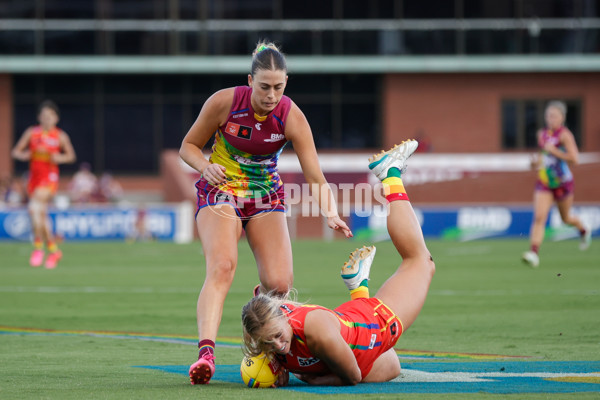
[537,126,573,189]
[210,86,291,197]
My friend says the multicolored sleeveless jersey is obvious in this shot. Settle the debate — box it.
[28,126,61,192]
[276,298,403,379]
[537,126,573,189]
[209,86,291,197]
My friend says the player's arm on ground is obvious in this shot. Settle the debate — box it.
[284,102,352,238]
[179,88,234,184]
[54,131,77,164]
[11,128,33,161]
[303,309,361,386]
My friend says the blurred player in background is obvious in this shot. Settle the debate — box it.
[180,40,352,384]
[522,101,591,268]
[241,140,435,386]
[11,100,76,269]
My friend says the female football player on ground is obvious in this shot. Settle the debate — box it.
[180,40,352,384]
[242,139,436,386]
[522,101,591,268]
[11,100,76,269]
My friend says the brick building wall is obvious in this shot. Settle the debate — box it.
[384,72,600,153]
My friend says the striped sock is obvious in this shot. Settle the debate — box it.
[198,339,215,359]
[47,241,58,253]
[33,238,43,250]
[382,170,409,202]
[350,283,369,300]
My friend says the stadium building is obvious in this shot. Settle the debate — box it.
[1,1,599,237]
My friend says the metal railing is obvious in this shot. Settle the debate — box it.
[1,17,600,31]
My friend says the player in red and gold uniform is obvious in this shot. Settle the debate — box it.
[11,100,76,269]
[242,140,436,386]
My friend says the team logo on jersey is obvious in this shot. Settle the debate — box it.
[255,123,262,130]
[264,133,285,143]
[297,356,320,367]
[368,334,377,349]
[280,304,292,314]
[390,321,398,336]
[225,122,253,140]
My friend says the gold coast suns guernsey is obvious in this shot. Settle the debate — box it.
[28,126,61,193]
[210,86,292,197]
[276,299,403,379]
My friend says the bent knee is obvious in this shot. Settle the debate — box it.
[426,256,436,278]
[392,361,402,379]
[419,249,436,277]
[560,214,574,224]
[206,258,237,281]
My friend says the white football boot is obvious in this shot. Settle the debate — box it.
[341,246,377,290]
[579,222,592,251]
[522,250,540,268]
[368,139,419,181]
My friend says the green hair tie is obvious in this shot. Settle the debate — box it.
[257,45,269,53]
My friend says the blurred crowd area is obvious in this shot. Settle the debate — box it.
[67,162,123,204]
[0,162,123,207]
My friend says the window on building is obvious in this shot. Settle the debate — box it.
[501,98,582,150]
[13,74,381,175]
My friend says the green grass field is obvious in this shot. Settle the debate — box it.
[1,238,598,399]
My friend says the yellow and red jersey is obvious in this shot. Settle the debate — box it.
[276,298,403,379]
[27,126,61,194]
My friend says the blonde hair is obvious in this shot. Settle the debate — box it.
[241,290,300,359]
[546,100,567,118]
[250,40,287,77]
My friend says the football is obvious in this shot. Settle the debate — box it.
[240,353,279,388]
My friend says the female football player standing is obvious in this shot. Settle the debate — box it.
[11,100,76,269]
[180,40,352,384]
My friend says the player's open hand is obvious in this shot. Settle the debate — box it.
[543,141,557,154]
[202,163,227,185]
[327,216,353,238]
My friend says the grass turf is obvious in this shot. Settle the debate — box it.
[0,238,598,399]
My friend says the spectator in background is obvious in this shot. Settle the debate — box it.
[98,172,123,203]
[68,162,98,203]
[522,100,591,268]
[0,176,26,207]
[11,100,76,269]
[126,204,153,242]
[414,130,433,153]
